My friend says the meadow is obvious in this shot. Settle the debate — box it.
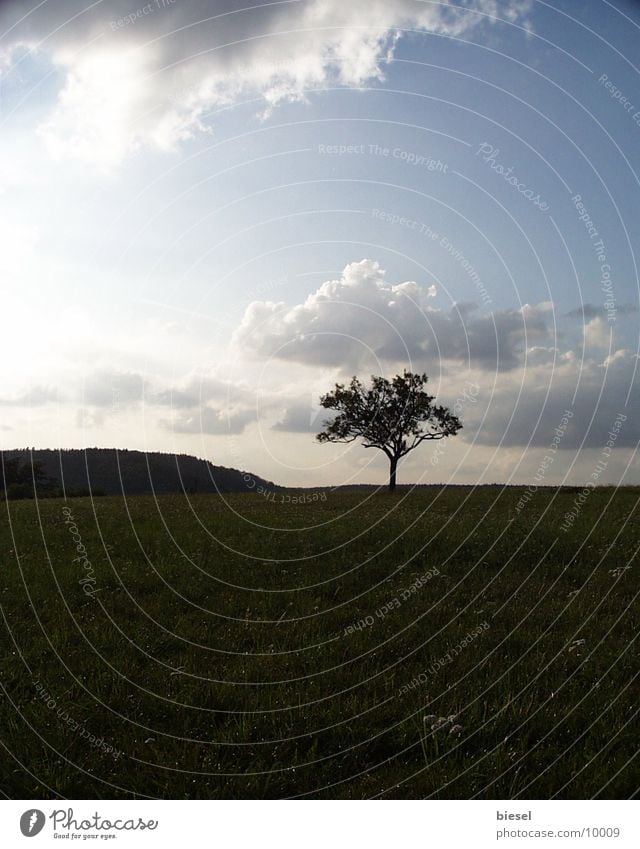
[0,485,638,799]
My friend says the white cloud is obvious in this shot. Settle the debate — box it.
[0,0,531,166]
[583,315,611,350]
[37,48,152,167]
[233,258,554,370]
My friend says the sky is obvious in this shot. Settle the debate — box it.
[1,0,639,488]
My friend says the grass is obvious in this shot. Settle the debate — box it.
[0,485,638,799]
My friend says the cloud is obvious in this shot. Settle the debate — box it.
[565,303,605,321]
[149,371,256,434]
[523,346,560,366]
[272,397,327,432]
[565,303,638,321]
[163,405,255,435]
[81,369,146,407]
[0,385,59,406]
[78,369,259,434]
[583,315,611,349]
[233,258,554,371]
[152,374,252,409]
[472,348,639,449]
[0,0,531,166]
[0,367,259,423]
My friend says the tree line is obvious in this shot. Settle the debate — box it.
[0,456,65,500]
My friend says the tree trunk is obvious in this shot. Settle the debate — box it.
[389,456,398,492]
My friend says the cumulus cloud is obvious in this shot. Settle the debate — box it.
[233,258,554,371]
[583,315,611,349]
[0,0,531,166]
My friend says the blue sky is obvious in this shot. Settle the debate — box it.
[1,0,639,487]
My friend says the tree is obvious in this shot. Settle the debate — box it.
[1,457,21,489]
[1,455,58,500]
[316,371,462,492]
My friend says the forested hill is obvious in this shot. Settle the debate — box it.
[1,448,275,498]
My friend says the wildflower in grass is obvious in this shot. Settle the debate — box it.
[609,566,631,577]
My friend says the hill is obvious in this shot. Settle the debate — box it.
[1,448,275,497]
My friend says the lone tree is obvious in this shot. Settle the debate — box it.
[316,371,462,492]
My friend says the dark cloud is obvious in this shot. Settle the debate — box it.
[272,398,327,433]
[565,304,605,320]
[163,405,255,435]
[565,303,638,321]
[472,349,640,449]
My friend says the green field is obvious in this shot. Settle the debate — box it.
[1,486,638,799]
